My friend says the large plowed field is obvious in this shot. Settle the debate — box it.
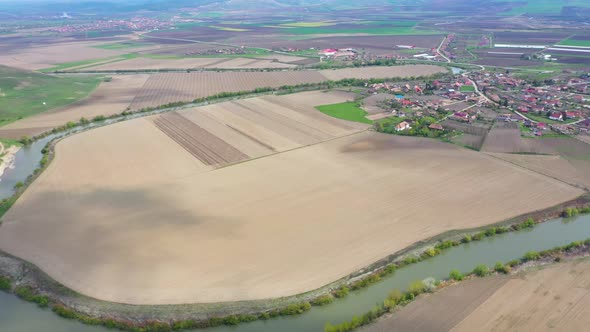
[129,64,446,110]
[0,91,582,305]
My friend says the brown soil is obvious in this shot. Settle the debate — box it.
[0,126,581,304]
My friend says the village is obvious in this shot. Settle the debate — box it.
[358,68,590,144]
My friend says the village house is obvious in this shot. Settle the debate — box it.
[395,121,411,132]
[452,111,470,122]
[549,111,563,121]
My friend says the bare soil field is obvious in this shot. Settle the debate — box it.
[362,93,392,114]
[452,259,590,332]
[480,123,552,154]
[0,41,134,71]
[0,74,149,139]
[0,126,582,305]
[364,259,590,332]
[129,65,446,110]
[318,65,444,81]
[487,153,590,190]
[227,35,444,55]
[363,277,510,332]
[85,56,302,71]
[152,90,364,166]
[493,32,570,45]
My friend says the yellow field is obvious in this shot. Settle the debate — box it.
[0,90,582,305]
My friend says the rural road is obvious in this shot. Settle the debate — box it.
[437,36,451,63]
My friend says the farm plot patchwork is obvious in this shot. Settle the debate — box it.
[150,90,365,166]
[0,74,149,139]
[0,127,583,305]
[129,65,447,110]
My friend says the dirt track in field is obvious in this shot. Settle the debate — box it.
[0,74,149,139]
[0,108,582,304]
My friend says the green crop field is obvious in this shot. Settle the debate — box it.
[315,102,372,124]
[0,66,100,126]
[557,39,590,47]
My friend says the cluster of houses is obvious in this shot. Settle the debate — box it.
[475,72,589,122]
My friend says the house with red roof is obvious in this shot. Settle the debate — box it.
[549,111,563,121]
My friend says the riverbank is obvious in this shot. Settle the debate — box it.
[0,144,20,179]
[0,195,589,331]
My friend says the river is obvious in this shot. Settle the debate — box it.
[1,214,588,332]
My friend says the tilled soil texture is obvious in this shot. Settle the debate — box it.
[0,124,582,304]
[128,65,447,110]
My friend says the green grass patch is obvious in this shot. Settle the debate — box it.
[459,85,476,92]
[556,39,590,48]
[0,66,100,126]
[316,102,372,124]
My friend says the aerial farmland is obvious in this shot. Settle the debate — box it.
[0,90,583,305]
[1,1,590,331]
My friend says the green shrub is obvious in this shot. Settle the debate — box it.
[494,262,510,274]
[333,285,349,298]
[472,264,490,277]
[435,240,454,250]
[312,294,334,306]
[521,218,535,228]
[223,316,240,325]
[19,136,33,146]
[507,259,520,267]
[484,227,497,237]
[52,305,77,319]
[523,251,540,261]
[408,280,426,296]
[279,302,311,316]
[404,256,419,265]
[564,207,579,218]
[351,274,381,290]
[384,264,397,274]
[472,232,484,241]
[461,235,472,243]
[449,269,464,281]
[580,206,590,214]
[422,247,440,258]
[496,226,510,234]
[14,182,24,189]
[0,276,11,291]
